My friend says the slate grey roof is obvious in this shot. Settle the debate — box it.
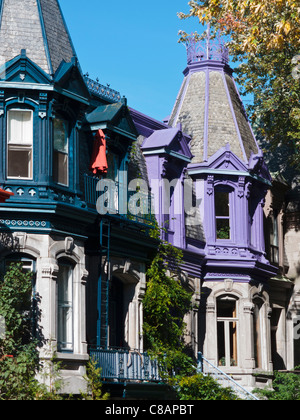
[0,0,76,75]
[169,62,259,165]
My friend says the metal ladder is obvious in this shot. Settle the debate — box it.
[97,219,111,349]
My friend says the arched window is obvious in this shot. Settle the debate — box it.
[57,260,74,352]
[217,295,238,367]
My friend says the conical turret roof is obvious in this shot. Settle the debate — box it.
[169,33,259,164]
[0,0,77,76]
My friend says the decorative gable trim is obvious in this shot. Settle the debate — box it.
[0,50,52,85]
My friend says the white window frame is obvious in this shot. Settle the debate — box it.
[217,297,239,368]
[215,189,232,241]
[7,109,33,180]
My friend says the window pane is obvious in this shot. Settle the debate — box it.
[216,219,230,240]
[218,322,226,366]
[253,303,262,368]
[8,148,32,178]
[57,264,73,352]
[53,151,68,186]
[217,298,236,318]
[270,214,279,247]
[215,191,229,217]
[8,111,33,145]
[54,119,68,153]
[53,119,69,186]
[230,321,238,366]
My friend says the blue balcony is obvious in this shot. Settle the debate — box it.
[83,174,155,227]
[90,348,161,383]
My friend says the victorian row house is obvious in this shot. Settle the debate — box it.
[0,0,299,398]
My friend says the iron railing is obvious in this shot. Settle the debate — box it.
[89,348,259,399]
[197,353,259,400]
[90,348,161,382]
[84,174,155,226]
[84,76,121,103]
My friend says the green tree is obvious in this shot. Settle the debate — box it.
[0,263,63,400]
[254,368,300,400]
[81,359,110,401]
[0,263,41,399]
[179,0,300,171]
[175,374,239,400]
[143,227,194,379]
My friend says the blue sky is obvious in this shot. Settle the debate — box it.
[60,0,202,121]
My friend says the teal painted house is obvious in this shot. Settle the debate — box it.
[0,0,158,396]
[0,0,298,401]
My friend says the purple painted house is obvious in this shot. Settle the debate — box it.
[131,33,279,391]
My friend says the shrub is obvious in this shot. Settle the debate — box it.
[175,374,239,401]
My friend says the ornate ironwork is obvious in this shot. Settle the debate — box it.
[185,29,229,65]
[90,348,161,382]
[84,76,121,103]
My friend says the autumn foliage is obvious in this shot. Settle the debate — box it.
[179,1,300,173]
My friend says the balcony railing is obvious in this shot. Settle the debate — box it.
[90,348,161,382]
[84,174,155,227]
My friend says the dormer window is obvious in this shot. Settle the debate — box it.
[7,110,33,179]
[215,190,231,240]
[53,118,69,186]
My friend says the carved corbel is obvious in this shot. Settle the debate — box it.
[238,176,245,198]
[243,301,254,315]
[207,175,214,196]
[38,92,48,119]
[0,91,5,117]
[41,261,59,280]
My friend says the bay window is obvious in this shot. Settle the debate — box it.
[7,110,33,179]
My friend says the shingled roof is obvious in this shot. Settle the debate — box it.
[0,0,77,76]
[169,34,259,165]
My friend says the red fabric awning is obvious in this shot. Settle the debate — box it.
[89,129,108,175]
